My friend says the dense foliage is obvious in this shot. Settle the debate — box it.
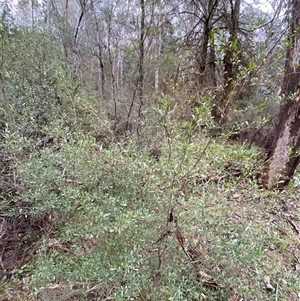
[1,1,300,300]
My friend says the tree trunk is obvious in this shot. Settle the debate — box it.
[74,0,87,45]
[138,0,145,118]
[154,27,161,92]
[107,11,117,119]
[195,0,219,85]
[262,0,300,189]
[212,0,241,121]
[90,0,105,103]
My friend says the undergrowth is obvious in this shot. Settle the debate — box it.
[1,125,300,301]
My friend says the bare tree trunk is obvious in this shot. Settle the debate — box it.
[262,0,300,189]
[154,27,161,92]
[212,0,241,121]
[107,10,117,119]
[193,0,219,85]
[90,0,105,103]
[138,0,145,118]
[31,0,35,28]
[209,33,216,87]
[74,0,88,45]
[44,0,51,30]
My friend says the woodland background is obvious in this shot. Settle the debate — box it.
[0,0,300,300]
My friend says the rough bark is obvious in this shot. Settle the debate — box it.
[262,0,300,189]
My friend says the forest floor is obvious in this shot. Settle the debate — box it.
[0,134,300,301]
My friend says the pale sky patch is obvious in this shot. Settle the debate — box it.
[245,0,274,13]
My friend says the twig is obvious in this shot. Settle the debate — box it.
[275,282,279,301]
[285,217,300,235]
[196,170,242,184]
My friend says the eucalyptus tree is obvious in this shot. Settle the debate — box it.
[89,0,105,102]
[4,0,286,129]
[262,0,300,189]
[83,0,179,118]
[172,0,282,122]
[182,0,220,86]
[213,0,241,120]
[171,0,243,120]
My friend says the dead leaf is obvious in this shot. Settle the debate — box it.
[263,276,274,291]
[47,239,77,255]
[203,280,225,289]
[198,270,212,278]
[227,287,243,301]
